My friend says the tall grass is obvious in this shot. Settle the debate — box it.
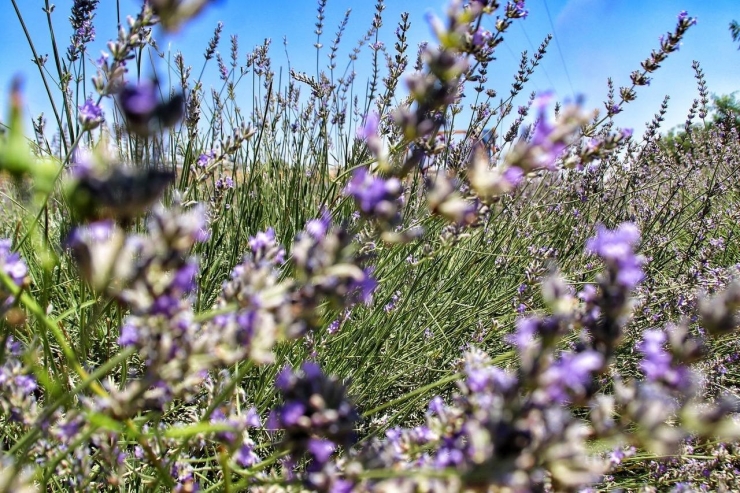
[1,1,740,491]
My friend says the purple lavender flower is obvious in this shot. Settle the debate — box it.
[118,321,138,347]
[637,329,691,391]
[348,267,378,305]
[327,318,341,334]
[506,1,529,19]
[78,98,104,129]
[503,166,524,187]
[67,0,99,61]
[0,239,28,288]
[305,210,332,240]
[357,112,379,140]
[248,227,285,264]
[677,10,697,26]
[384,291,401,312]
[270,362,359,460]
[196,150,215,167]
[234,443,260,467]
[119,81,158,122]
[345,168,401,217]
[540,350,603,403]
[472,28,492,48]
[529,106,567,170]
[506,317,538,349]
[215,176,234,190]
[586,223,644,289]
[118,81,184,136]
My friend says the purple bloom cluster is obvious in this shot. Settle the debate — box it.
[290,212,379,328]
[638,329,692,391]
[207,227,291,364]
[67,0,99,61]
[0,240,28,290]
[345,167,402,224]
[0,239,28,308]
[586,222,644,289]
[118,81,184,136]
[0,337,39,426]
[209,406,262,466]
[269,362,358,489]
[77,98,104,130]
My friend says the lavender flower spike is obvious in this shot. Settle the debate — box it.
[586,223,644,289]
[78,98,104,130]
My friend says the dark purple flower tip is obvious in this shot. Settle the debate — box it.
[305,210,332,240]
[119,82,158,118]
[78,98,104,129]
[281,401,307,426]
[245,407,261,428]
[507,0,529,19]
[235,443,260,467]
[307,438,335,464]
[677,11,696,25]
[349,267,378,305]
[276,367,296,391]
[118,321,139,347]
[301,361,323,381]
[151,294,180,317]
[172,261,198,293]
[357,111,379,140]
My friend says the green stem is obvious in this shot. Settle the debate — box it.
[9,0,67,156]
[44,0,76,145]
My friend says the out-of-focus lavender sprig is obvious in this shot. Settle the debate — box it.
[0,337,39,429]
[150,0,220,32]
[289,211,379,335]
[345,167,412,242]
[91,4,158,96]
[206,226,292,364]
[268,362,359,490]
[117,80,185,137]
[505,94,593,173]
[0,239,29,310]
[66,204,210,418]
[582,222,645,358]
[77,98,104,130]
[207,214,378,364]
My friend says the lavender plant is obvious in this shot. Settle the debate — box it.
[3,0,740,491]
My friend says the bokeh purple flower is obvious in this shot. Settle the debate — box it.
[78,98,104,129]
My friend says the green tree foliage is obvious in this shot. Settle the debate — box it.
[712,92,740,130]
[660,93,740,154]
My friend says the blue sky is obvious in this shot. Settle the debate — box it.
[1,0,739,138]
